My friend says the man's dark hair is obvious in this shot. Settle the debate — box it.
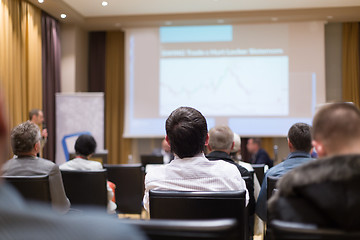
[288,123,312,153]
[29,109,40,120]
[166,107,208,158]
[312,102,360,152]
[75,134,97,157]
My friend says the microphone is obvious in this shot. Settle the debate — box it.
[273,145,278,163]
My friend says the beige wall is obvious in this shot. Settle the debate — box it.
[325,23,342,102]
[60,24,88,92]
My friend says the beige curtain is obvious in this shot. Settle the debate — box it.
[261,137,274,160]
[0,0,42,131]
[105,31,132,164]
[342,22,360,107]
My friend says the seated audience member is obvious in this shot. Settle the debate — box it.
[2,121,70,214]
[256,123,313,221]
[152,138,174,164]
[143,107,249,211]
[231,133,264,235]
[0,91,146,239]
[206,126,255,215]
[268,103,360,230]
[60,134,116,213]
[247,138,273,167]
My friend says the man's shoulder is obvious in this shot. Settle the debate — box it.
[277,154,360,194]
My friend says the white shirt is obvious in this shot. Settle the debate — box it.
[143,153,249,211]
[59,158,117,214]
[59,158,103,171]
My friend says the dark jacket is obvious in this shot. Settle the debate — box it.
[268,154,360,231]
[252,148,273,167]
[207,151,255,215]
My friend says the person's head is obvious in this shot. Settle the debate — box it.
[208,126,234,154]
[287,123,312,153]
[231,133,241,154]
[246,138,261,154]
[11,121,41,156]
[29,109,44,125]
[312,102,360,157]
[165,107,208,159]
[75,134,97,158]
[161,138,171,153]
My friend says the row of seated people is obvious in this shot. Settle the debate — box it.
[2,102,360,238]
[143,103,360,235]
[2,123,115,214]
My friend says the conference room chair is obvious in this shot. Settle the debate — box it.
[122,218,239,240]
[242,175,254,240]
[2,175,51,203]
[267,176,281,200]
[140,155,164,167]
[267,220,360,240]
[104,164,145,214]
[61,169,108,210]
[251,164,266,184]
[149,190,247,240]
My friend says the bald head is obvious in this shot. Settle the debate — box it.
[312,103,360,157]
[208,126,234,153]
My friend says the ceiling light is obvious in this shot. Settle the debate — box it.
[115,23,121,27]
[217,19,225,24]
[327,16,333,19]
[271,17,278,22]
[60,14,67,19]
[165,21,172,26]
[38,0,44,3]
[102,1,108,6]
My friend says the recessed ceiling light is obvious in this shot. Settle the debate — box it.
[38,0,44,3]
[271,17,278,21]
[60,14,67,19]
[217,19,225,24]
[327,16,334,19]
[102,1,108,6]
[115,23,121,27]
[165,21,172,26]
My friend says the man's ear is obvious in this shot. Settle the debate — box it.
[230,141,235,151]
[34,141,41,154]
[287,138,293,150]
[165,135,170,146]
[205,134,209,146]
[312,140,326,158]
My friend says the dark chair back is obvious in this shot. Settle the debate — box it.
[149,190,247,240]
[140,155,163,167]
[104,164,145,214]
[252,164,266,184]
[267,176,281,200]
[2,175,51,203]
[268,220,360,240]
[61,170,107,209]
[123,218,239,240]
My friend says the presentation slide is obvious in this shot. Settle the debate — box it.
[124,22,325,137]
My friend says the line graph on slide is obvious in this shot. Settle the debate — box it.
[159,56,289,116]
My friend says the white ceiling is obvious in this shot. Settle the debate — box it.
[62,0,360,17]
[28,0,360,30]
